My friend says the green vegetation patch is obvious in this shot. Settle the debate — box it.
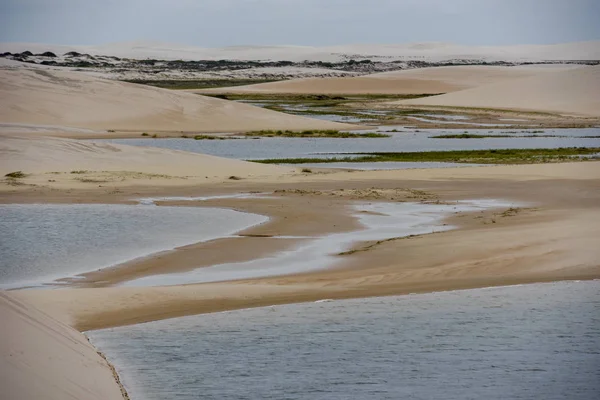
[253,147,600,165]
[125,79,282,90]
[431,133,594,139]
[204,93,440,101]
[245,130,389,138]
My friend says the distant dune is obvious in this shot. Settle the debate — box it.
[199,65,582,95]
[1,40,599,62]
[398,66,600,117]
[0,67,355,132]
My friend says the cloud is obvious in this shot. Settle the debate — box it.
[0,0,598,46]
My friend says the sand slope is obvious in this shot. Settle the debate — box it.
[0,135,291,178]
[199,65,582,95]
[398,66,600,117]
[0,292,125,400]
[0,68,356,132]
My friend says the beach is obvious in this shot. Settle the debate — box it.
[1,46,600,398]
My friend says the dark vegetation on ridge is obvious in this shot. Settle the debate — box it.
[253,147,600,165]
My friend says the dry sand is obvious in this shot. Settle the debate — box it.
[0,292,126,400]
[0,67,357,134]
[398,65,600,117]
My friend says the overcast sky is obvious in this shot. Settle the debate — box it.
[1,0,599,47]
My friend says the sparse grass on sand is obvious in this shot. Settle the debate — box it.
[254,147,600,165]
[245,130,390,138]
[193,135,229,140]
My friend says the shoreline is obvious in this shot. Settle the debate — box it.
[3,161,600,400]
[91,343,131,400]
[7,160,600,331]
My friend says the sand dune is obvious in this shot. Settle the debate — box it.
[0,135,291,179]
[198,65,582,95]
[0,292,125,400]
[398,66,600,117]
[0,67,356,132]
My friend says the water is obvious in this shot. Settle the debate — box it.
[88,280,600,400]
[0,204,266,288]
[121,200,515,287]
[408,116,515,126]
[102,128,600,161]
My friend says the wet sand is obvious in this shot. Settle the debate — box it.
[5,161,599,332]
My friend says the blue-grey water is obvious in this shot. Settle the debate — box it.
[102,128,600,161]
[0,204,266,288]
[88,280,600,400]
[120,200,513,287]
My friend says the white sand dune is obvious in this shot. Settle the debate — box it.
[198,65,582,95]
[2,40,599,62]
[0,67,356,132]
[0,292,124,400]
[398,65,600,117]
[0,134,291,178]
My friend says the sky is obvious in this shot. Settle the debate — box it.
[1,0,599,47]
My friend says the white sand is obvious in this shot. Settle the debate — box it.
[0,292,125,400]
[398,66,600,117]
[0,67,357,132]
[0,134,291,179]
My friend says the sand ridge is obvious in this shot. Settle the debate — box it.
[0,67,358,133]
